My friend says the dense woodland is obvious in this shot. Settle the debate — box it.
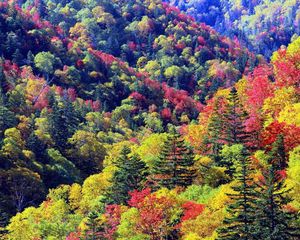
[168,0,300,58]
[0,0,299,239]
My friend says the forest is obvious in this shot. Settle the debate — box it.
[0,0,299,239]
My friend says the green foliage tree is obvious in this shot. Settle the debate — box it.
[105,146,148,204]
[3,168,45,213]
[34,52,56,75]
[48,96,79,152]
[253,166,300,240]
[268,134,287,170]
[223,87,249,146]
[68,130,106,178]
[44,148,81,188]
[205,100,226,163]
[152,130,196,189]
[0,106,17,141]
[220,144,245,179]
[217,147,258,240]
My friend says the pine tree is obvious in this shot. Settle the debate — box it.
[152,130,196,189]
[217,147,258,240]
[253,166,300,240]
[105,146,148,205]
[223,87,250,146]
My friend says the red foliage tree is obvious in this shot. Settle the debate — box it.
[66,232,81,240]
[128,189,177,239]
[262,121,300,152]
[181,201,205,222]
[273,49,300,91]
[246,66,274,111]
[67,88,77,102]
[130,91,146,102]
[101,204,123,240]
[161,108,172,121]
[128,188,152,208]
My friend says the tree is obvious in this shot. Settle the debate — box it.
[0,128,25,167]
[34,52,56,75]
[105,146,148,205]
[205,98,227,163]
[217,147,258,240]
[0,106,17,140]
[219,144,245,179]
[127,188,180,239]
[44,148,81,188]
[268,134,287,170]
[4,168,45,213]
[68,130,106,178]
[151,130,196,189]
[48,96,79,152]
[253,166,300,240]
[223,87,249,146]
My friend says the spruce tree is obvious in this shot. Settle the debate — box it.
[48,95,79,152]
[217,147,258,240]
[105,146,148,205]
[85,211,102,240]
[253,166,300,240]
[152,130,196,189]
[252,138,300,240]
[223,87,250,146]
[269,134,287,170]
[206,102,226,163]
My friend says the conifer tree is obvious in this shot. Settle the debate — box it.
[85,211,102,240]
[152,130,196,189]
[253,166,300,240]
[217,147,258,240]
[48,95,79,152]
[105,146,148,205]
[268,134,287,170]
[223,87,250,146]
[251,137,300,240]
[206,102,226,163]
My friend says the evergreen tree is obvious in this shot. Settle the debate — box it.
[252,138,300,239]
[268,134,287,170]
[152,130,196,189]
[223,87,250,146]
[48,95,79,152]
[85,211,102,240]
[0,106,17,142]
[205,101,226,163]
[253,166,300,240]
[26,132,47,162]
[105,146,148,205]
[217,147,258,240]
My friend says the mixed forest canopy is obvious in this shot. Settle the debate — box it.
[0,0,299,239]
[167,0,300,58]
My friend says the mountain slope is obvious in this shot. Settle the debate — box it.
[167,0,300,58]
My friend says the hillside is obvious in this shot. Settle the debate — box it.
[167,0,300,58]
[1,0,300,239]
